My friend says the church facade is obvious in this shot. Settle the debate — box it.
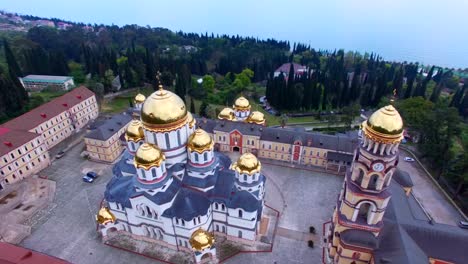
[97,86,266,262]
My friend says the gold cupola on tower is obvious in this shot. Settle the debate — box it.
[187,129,214,153]
[246,111,265,125]
[362,105,404,144]
[233,96,250,111]
[125,120,145,142]
[134,93,146,104]
[187,112,196,128]
[231,153,261,175]
[134,143,165,169]
[218,107,235,121]
[189,228,215,251]
[140,87,187,131]
[96,207,116,225]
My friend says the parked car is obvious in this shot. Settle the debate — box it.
[86,171,98,179]
[404,157,415,162]
[459,221,468,229]
[82,175,94,183]
[55,151,65,159]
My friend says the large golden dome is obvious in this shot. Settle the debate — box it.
[96,207,116,224]
[134,143,165,169]
[247,111,265,125]
[134,93,146,104]
[218,107,235,121]
[231,153,261,175]
[233,96,250,110]
[189,228,215,251]
[125,120,145,142]
[363,105,404,144]
[141,88,187,128]
[187,129,214,154]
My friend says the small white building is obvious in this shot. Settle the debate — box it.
[20,75,75,91]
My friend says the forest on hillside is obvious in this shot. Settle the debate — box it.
[0,17,466,212]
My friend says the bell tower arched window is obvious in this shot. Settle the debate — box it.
[368,174,379,190]
[355,169,364,186]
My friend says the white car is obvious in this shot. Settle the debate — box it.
[404,157,415,162]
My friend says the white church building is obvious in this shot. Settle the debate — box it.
[96,86,266,262]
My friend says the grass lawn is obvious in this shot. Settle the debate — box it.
[287,115,318,124]
[101,86,156,113]
[30,90,67,102]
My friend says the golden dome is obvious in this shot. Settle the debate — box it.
[247,111,265,125]
[96,207,116,224]
[187,129,214,154]
[134,93,146,104]
[189,228,215,251]
[218,107,235,121]
[230,153,261,175]
[125,120,145,142]
[363,105,404,144]
[134,143,165,169]
[187,112,196,129]
[233,96,250,110]
[141,89,187,129]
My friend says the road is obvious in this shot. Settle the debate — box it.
[398,149,464,225]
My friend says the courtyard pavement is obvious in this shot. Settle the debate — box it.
[21,145,342,264]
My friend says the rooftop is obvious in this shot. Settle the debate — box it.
[2,86,95,131]
[0,127,41,156]
[21,75,73,83]
[85,113,132,141]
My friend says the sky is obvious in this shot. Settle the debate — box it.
[2,0,468,68]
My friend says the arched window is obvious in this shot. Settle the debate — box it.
[384,172,392,187]
[198,216,201,223]
[221,204,225,211]
[238,230,242,238]
[195,154,199,162]
[215,203,219,210]
[203,152,208,161]
[216,225,219,232]
[355,169,364,186]
[175,218,179,225]
[222,226,226,233]
[181,219,185,226]
[368,174,379,190]
[193,219,196,225]
[238,210,243,218]
[355,201,374,224]
[243,174,247,181]
[151,168,157,179]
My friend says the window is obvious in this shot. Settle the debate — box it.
[195,154,199,162]
[244,175,247,181]
[198,216,201,223]
[151,168,157,179]
[238,230,242,238]
[216,225,219,232]
[203,152,208,161]
[221,204,225,211]
[193,219,196,225]
[215,203,218,210]
[176,218,179,225]
[238,210,243,218]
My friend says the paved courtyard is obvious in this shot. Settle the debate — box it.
[20,144,342,264]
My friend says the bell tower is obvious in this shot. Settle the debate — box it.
[327,105,404,264]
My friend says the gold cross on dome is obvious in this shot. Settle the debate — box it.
[155,71,163,90]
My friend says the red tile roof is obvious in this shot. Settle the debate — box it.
[0,242,69,264]
[0,127,41,157]
[2,86,95,131]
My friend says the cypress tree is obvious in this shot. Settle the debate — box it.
[3,39,28,102]
[190,97,196,114]
[199,101,208,117]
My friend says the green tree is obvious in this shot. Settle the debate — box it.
[342,103,360,128]
[202,75,215,93]
[199,101,209,117]
[190,97,196,113]
[3,39,27,102]
[68,61,85,84]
